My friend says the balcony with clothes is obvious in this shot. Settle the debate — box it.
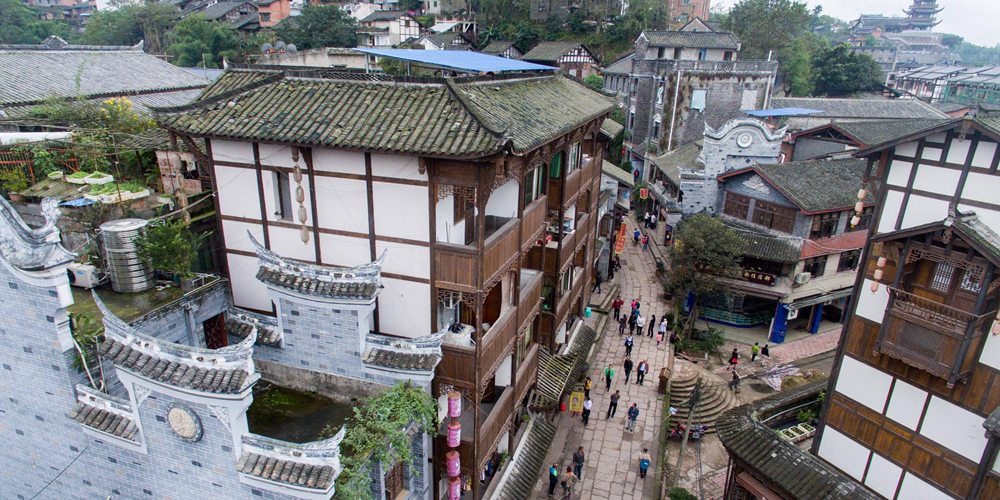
[873,215,1000,388]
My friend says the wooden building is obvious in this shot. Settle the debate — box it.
[154,68,613,499]
[521,41,600,78]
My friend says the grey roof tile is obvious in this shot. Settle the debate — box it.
[481,41,516,55]
[256,267,380,300]
[719,214,803,264]
[822,119,951,147]
[769,97,948,120]
[98,338,249,394]
[69,401,140,441]
[521,41,591,63]
[491,417,558,500]
[721,158,877,214]
[603,53,633,74]
[236,451,336,490]
[642,31,740,49]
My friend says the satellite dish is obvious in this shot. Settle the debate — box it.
[261,42,272,53]
[275,40,287,51]
[287,44,297,53]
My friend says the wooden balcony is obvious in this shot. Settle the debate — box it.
[521,197,548,248]
[563,169,581,203]
[555,270,585,328]
[478,386,514,470]
[518,270,543,329]
[483,218,520,285]
[438,343,476,389]
[580,157,595,187]
[879,287,994,387]
[481,308,518,387]
[514,343,539,405]
[559,230,577,266]
[434,243,478,289]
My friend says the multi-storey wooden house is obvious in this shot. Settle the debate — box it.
[154,68,613,499]
[812,116,1000,499]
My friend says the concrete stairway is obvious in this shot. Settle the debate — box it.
[668,359,739,433]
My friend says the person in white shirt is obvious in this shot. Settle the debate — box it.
[581,397,593,426]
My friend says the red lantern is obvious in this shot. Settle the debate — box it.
[448,391,462,418]
[447,421,461,448]
[448,476,462,500]
[446,451,461,477]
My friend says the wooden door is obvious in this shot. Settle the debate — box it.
[384,461,405,500]
[203,313,229,349]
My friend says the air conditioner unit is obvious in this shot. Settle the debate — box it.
[67,263,102,289]
[794,272,812,284]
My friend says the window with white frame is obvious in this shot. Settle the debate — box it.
[568,142,581,173]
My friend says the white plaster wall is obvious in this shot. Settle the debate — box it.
[228,253,272,311]
[485,179,519,218]
[212,139,254,163]
[920,396,988,463]
[886,160,912,187]
[823,253,841,276]
[855,279,890,324]
[884,378,926,430]
[921,146,943,162]
[978,322,1000,371]
[817,427,870,481]
[556,321,567,345]
[317,233,372,267]
[372,182,429,241]
[221,220,265,253]
[834,356,893,413]
[900,195,949,229]
[878,190,904,234]
[215,166,260,219]
[864,453,902,499]
[378,277,431,338]
[370,154,426,181]
[972,140,998,168]
[961,172,1000,205]
[314,177,370,233]
[927,133,947,143]
[494,354,512,387]
[911,165,961,197]
[311,149,366,175]
[896,140,919,158]
[946,138,972,165]
[897,472,952,500]
[261,170,278,222]
[375,240,430,280]
[269,225,316,263]
[435,194,466,244]
[257,143,298,168]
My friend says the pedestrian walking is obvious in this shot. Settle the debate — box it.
[581,397,592,426]
[612,296,624,320]
[618,316,627,335]
[751,342,760,364]
[658,318,668,342]
[604,364,615,390]
[647,314,656,337]
[626,403,639,432]
[614,255,622,272]
[642,235,649,251]
[644,211,650,228]
[548,464,559,497]
[761,344,770,367]
[628,314,637,335]
[650,213,657,230]
[572,447,585,479]
[623,356,633,383]
[629,299,637,317]
[608,262,615,281]
[638,448,651,478]
[636,314,645,334]
[624,334,634,357]
[561,467,576,497]
[728,348,739,370]
[633,229,640,245]
[636,359,648,385]
[607,390,620,419]
[592,273,602,294]
[583,377,592,398]
[729,369,742,392]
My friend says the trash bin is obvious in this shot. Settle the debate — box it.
[584,307,592,317]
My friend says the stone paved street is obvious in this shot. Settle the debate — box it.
[713,328,841,375]
[534,217,671,500]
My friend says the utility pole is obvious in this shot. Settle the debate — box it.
[671,378,702,489]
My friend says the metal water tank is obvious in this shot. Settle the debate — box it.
[101,219,155,293]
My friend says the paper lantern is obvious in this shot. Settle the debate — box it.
[446,451,461,477]
[300,225,310,243]
[992,322,1000,336]
[851,215,861,227]
[873,269,883,281]
[447,421,461,447]
[877,257,887,267]
[295,186,305,204]
[855,201,864,213]
[448,477,462,500]
[448,391,462,418]
[870,281,880,293]
[293,165,303,183]
[857,189,866,199]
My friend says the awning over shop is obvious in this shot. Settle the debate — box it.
[785,288,853,311]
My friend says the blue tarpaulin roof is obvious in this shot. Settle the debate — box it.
[745,108,826,117]
[354,48,554,73]
[61,198,95,207]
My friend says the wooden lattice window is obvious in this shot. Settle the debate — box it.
[803,256,827,278]
[810,212,840,239]
[384,461,406,500]
[723,192,750,220]
[930,262,956,292]
[752,201,796,233]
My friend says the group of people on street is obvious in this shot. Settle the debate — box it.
[614,296,668,349]
[728,342,770,371]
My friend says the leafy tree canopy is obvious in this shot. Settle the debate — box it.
[583,73,603,90]
[811,43,883,96]
[0,0,79,44]
[723,0,811,60]
[164,14,238,68]
[274,4,357,51]
[83,0,178,53]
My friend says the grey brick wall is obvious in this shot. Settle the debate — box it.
[129,280,231,347]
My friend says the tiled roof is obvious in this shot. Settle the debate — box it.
[69,401,139,441]
[360,10,406,22]
[769,97,947,120]
[651,140,703,185]
[720,158,876,214]
[362,345,441,371]
[490,417,558,500]
[954,214,1000,263]
[828,119,950,147]
[257,267,380,300]
[601,160,634,188]
[99,338,251,393]
[421,32,470,48]
[481,41,515,55]
[642,31,740,49]
[226,309,281,346]
[801,230,869,259]
[603,53,633,74]
[521,41,589,63]
[236,451,337,490]
[600,118,624,139]
[198,1,252,20]
[931,102,970,114]
[0,49,209,107]
[0,35,136,52]
[720,215,803,264]
[717,380,881,500]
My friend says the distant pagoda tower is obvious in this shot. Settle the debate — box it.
[904,0,942,30]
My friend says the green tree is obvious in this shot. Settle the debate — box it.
[136,220,210,280]
[662,213,742,337]
[723,0,810,60]
[941,33,964,49]
[0,0,79,44]
[583,73,603,90]
[780,34,827,96]
[165,14,238,68]
[274,4,356,50]
[397,0,422,12]
[811,44,883,96]
[83,0,177,53]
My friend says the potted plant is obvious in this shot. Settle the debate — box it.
[84,172,113,185]
[655,259,666,276]
[66,171,91,184]
[136,220,210,291]
[0,169,31,202]
[47,171,63,180]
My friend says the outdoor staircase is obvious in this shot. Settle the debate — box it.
[490,415,558,500]
[668,360,739,433]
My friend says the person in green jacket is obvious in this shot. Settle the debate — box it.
[604,364,615,390]
[751,342,760,364]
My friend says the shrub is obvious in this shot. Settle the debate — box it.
[136,220,210,280]
[797,408,818,424]
[0,169,30,194]
[669,488,698,500]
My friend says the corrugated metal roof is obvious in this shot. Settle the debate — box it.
[356,48,553,72]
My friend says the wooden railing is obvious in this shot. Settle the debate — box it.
[435,243,477,288]
[563,169,581,201]
[580,157,595,187]
[576,213,590,246]
[559,230,577,265]
[483,218,520,285]
[480,308,518,387]
[478,387,514,469]
[438,343,477,388]
[521,196,548,246]
[880,287,993,386]
[518,271,543,328]
[514,343,539,404]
